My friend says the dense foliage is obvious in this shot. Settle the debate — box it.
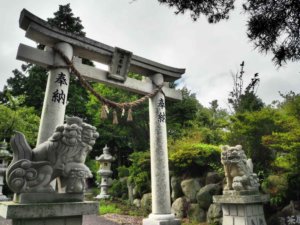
[0,96,39,146]
[262,92,300,203]
[169,138,221,177]
[0,67,47,111]
[47,3,86,36]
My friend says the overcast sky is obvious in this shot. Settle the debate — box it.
[0,0,299,110]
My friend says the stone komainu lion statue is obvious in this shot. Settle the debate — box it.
[6,116,99,194]
[221,145,259,192]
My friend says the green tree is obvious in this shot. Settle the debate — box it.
[262,92,300,201]
[0,4,92,120]
[157,0,300,66]
[0,68,47,111]
[244,1,300,66]
[47,3,86,36]
[225,107,281,171]
[0,96,40,146]
[190,100,228,145]
[228,61,263,113]
[166,88,228,145]
[127,151,151,197]
[208,100,229,130]
[86,81,149,159]
[166,87,201,139]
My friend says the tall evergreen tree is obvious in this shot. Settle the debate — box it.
[47,4,86,36]
[0,4,92,120]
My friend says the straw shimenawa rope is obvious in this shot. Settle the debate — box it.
[49,47,164,123]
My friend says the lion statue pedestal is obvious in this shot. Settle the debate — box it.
[213,145,269,225]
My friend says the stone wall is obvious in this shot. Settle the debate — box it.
[130,171,224,224]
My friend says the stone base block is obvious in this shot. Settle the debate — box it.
[0,201,98,225]
[223,215,267,225]
[214,194,269,225]
[15,192,84,203]
[143,214,181,225]
[213,194,269,204]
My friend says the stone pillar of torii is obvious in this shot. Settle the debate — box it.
[36,43,73,145]
[17,9,185,225]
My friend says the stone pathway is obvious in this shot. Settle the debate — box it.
[0,214,143,225]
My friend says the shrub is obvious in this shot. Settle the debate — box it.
[109,179,128,199]
[262,175,288,206]
[117,166,129,178]
[85,159,100,185]
[169,141,221,177]
[128,151,151,197]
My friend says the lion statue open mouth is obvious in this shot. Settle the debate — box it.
[221,145,259,192]
[6,116,99,194]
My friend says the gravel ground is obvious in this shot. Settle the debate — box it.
[0,214,143,225]
[103,213,143,225]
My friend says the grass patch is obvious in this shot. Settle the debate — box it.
[98,199,148,217]
[100,203,122,214]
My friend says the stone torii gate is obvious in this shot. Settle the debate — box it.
[17,9,185,225]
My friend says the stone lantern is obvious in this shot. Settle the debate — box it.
[0,140,12,200]
[95,145,115,199]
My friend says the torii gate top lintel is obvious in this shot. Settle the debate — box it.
[18,9,185,83]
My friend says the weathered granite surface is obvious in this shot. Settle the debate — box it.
[215,145,269,225]
[0,201,98,225]
[6,116,99,200]
[213,194,269,204]
[0,201,98,219]
[221,145,259,192]
[19,9,185,82]
[0,142,12,201]
[0,215,121,225]
[95,145,115,199]
[144,73,179,225]
[180,179,200,203]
